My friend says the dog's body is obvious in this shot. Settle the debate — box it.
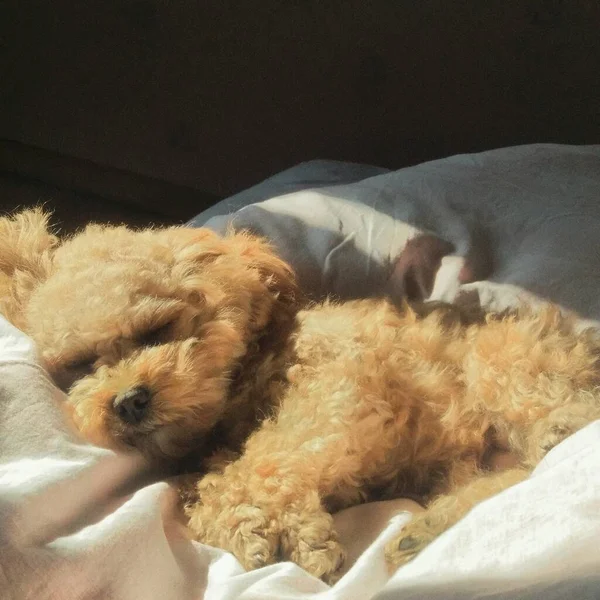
[2,209,600,582]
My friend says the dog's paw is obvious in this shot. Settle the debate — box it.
[187,499,280,570]
[287,525,345,584]
[230,507,280,571]
[539,424,574,454]
[530,405,600,463]
[187,472,345,582]
[296,540,345,584]
[385,513,445,567]
[280,499,346,583]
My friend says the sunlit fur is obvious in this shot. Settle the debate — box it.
[2,208,600,583]
[0,209,299,459]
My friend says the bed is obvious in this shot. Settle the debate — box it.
[2,144,600,599]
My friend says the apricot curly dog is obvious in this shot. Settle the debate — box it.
[2,208,600,582]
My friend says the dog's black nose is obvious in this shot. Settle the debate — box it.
[113,387,151,425]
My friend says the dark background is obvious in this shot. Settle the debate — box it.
[1,0,599,232]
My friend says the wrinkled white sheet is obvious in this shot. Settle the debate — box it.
[4,144,600,599]
[2,314,600,600]
[194,144,600,326]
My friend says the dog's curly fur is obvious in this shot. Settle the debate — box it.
[2,208,600,582]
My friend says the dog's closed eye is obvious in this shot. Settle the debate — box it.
[55,356,97,391]
[65,356,96,375]
[136,321,174,347]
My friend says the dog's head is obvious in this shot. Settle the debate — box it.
[0,210,299,461]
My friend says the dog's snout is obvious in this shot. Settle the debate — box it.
[113,387,151,425]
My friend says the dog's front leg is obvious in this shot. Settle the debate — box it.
[185,441,345,583]
[187,465,281,571]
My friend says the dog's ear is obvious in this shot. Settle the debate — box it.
[160,226,302,331]
[225,229,302,330]
[0,208,58,328]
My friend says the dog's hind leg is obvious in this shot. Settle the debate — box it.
[385,466,529,567]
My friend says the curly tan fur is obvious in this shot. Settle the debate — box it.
[1,209,600,582]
